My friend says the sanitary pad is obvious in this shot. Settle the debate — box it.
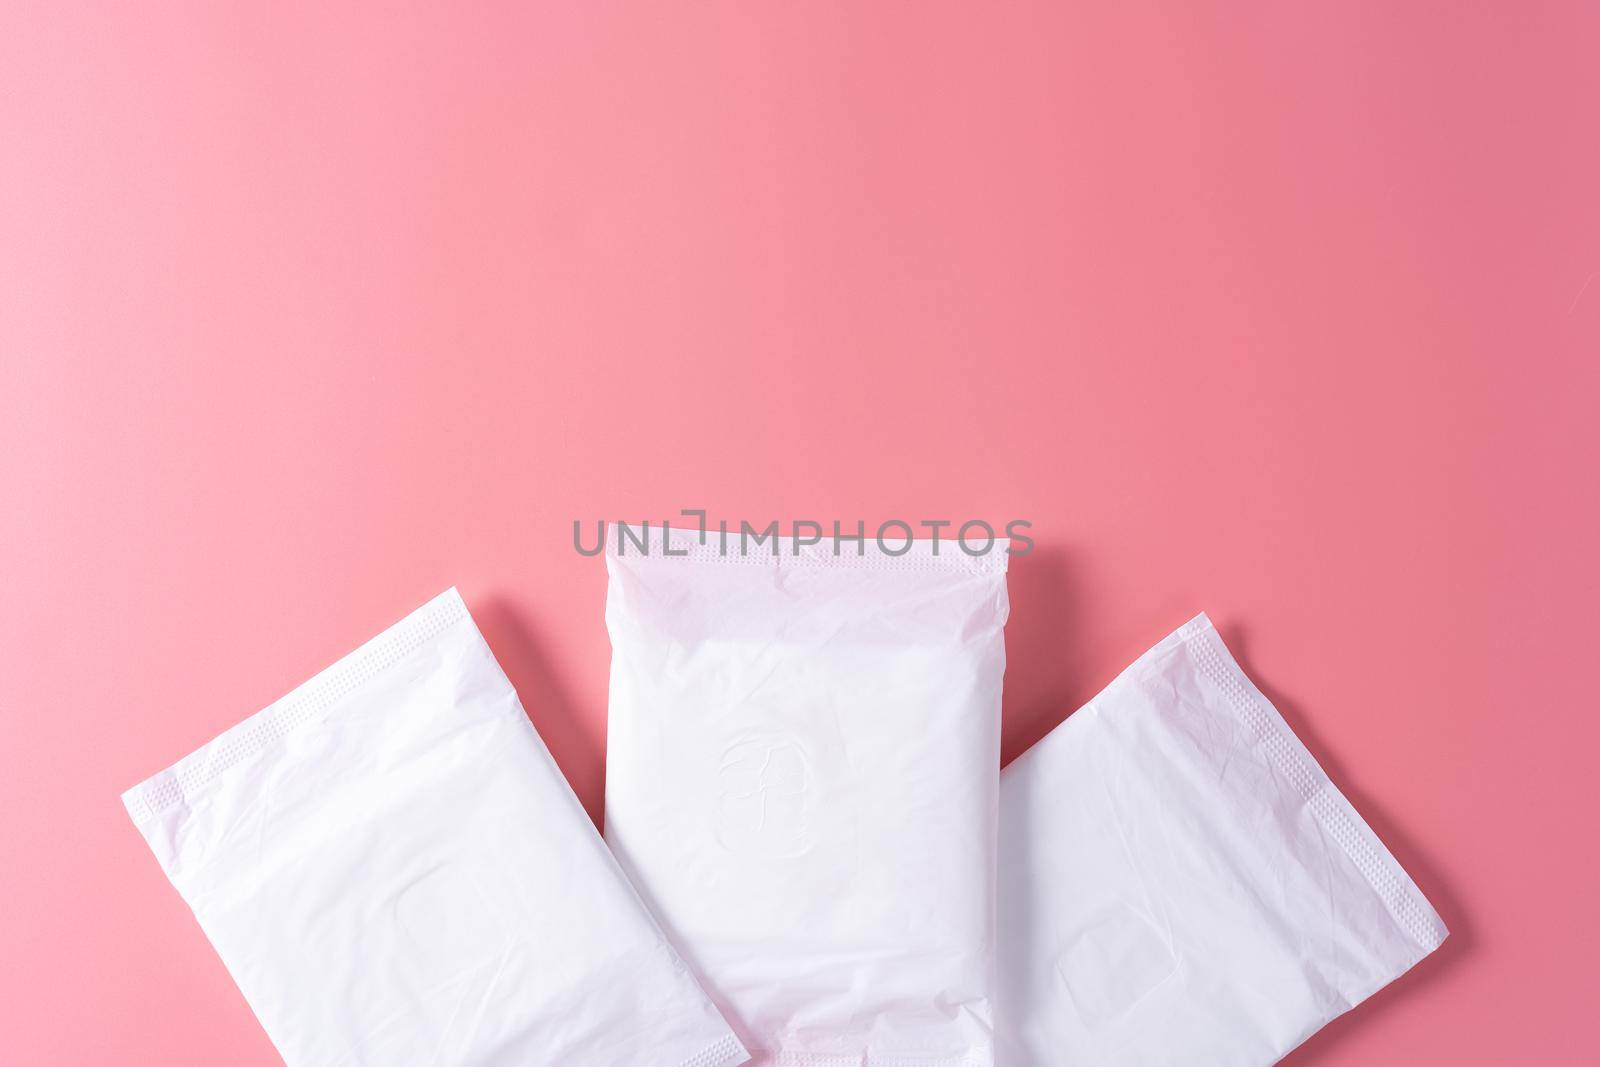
[123,588,745,1067]
[996,614,1447,1065]
[604,531,1010,1065]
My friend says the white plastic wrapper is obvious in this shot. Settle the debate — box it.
[997,613,1447,1066]
[604,529,1009,1066]
[122,588,746,1067]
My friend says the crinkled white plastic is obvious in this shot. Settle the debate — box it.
[604,530,1009,1066]
[122,588,747,1067]
[997,613,1447,1066]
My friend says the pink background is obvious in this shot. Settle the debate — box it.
[3,3,1596,1063]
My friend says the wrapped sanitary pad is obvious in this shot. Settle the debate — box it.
[604,529,1009,1065]
[123,588,745,1067]
[997,613,1447,1065]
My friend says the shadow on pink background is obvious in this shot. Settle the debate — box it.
[2,3,1595,1063]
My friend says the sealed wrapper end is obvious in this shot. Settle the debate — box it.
[997,613,1447,1067]
[123,588,747,1067]
[604,526,1009,1067]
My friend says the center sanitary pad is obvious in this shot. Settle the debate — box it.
[603,530,1010,1066]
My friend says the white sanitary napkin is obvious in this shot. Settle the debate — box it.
[603,530,1010,1066]
[122,588,747,1067]
[996,613,1447,1066]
